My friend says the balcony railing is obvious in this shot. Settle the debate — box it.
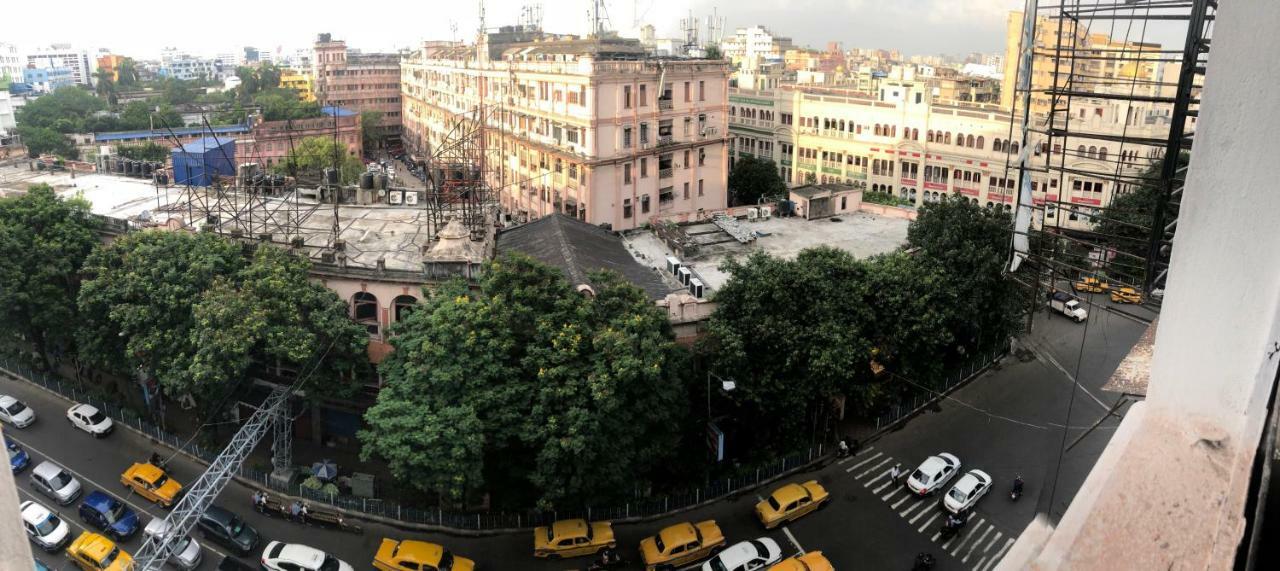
[659,167,674,179]
[657,135,674,146]
[658,98,673,110]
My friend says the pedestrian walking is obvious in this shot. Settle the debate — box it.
[888,463,902,483]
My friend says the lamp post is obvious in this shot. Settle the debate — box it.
[706,371,737,421]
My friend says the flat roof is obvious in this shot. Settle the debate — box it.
[95,124,249,142]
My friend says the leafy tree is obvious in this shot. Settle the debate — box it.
[116,142,169,162]
[16,126,78,159]
[361,254,689,508]
[254,90,322,121]
[116,58,140,87]
[0,185,100,369]
[360,110,384,150]
[728,156,786,206]
[275,136,364,183]
[15,86,105,133]
[94,69,118,106]
[160,78,196,106]
[1093,152,1189,281]
[704,45,723,60]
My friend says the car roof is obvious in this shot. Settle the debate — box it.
[203,505,234,523]
[145,517,173,536]
[658,522,698,544]
[21,500,53,522]
[719,538,779,565]
[551,519,588,539]
[129,463,165,481]
[394,540,444,564]
[278,543,325,566]
[72,532,115,559]
[71,403,100,415]
[918,456,948,473]
[83,490,117,510]
[0,395,16,405]
[32,460,66,478]
[770,483,809,504]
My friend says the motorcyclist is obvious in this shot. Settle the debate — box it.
[914,552,936,570]
[1013,475,1025,497]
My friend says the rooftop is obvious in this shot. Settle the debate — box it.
[94,123,250,143]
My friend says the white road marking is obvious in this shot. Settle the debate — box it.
[871,478,894,493]
[899,498,929,518]
[882,486,905,502]
[855,457,893,480]
[983,531,1004,553]
[931,530,942,542]
[844,451,883,473]
[917,510,941,533]
[963,524,995,562]
[836,445,874,465]
[891,493,913,509]
[8,434,233,560]
[974,555,989,570]
[781,526,804,555]
[982,538,1016,571]
[951,521,983,556]
[909,503,936,525]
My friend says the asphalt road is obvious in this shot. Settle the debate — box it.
[2,300,1149,571]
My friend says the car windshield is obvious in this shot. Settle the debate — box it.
[709,557,730,571]
[6,446,18,460]
[49,471,73,489]
[948,487,967,502]
[768,496,782,511]
[105,501,125,524]
[87,411,107,424]
[229,517,245,536]
[913,470,931,485]
[749,540,768,558]
[6,401,26,414]
[654,534,666,552]
[319,554,340,571]
[153,473,169,487]
[103,547,121,566]
[439,551,454,571]
[35,514,60,535]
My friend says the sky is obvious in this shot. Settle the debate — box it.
[3,0,1181,60]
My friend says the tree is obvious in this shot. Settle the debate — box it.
[116,58,139,87]
[275,136,364,183]
[727,156,786,206]
[15,126,77,159]
[116,142,169,162]
[0,185,100,369]
[1093,152,1189,281]
[361,254,689,508]
[704,45,723,60]
[94,69,118,106]
[253,90,321,122]
[360,110,384,151]
[14,86,105,133]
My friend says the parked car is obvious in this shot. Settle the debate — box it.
[944,469,993,514]
[197,505,259,556]
[533,519,616,559]
[373,538,475,571]
[768,551,835,571]
[700,538,783,571]
[78,491,139,541]
[261,541,354,571]
[0,394,36,427]
[1048,291,1088,323]
[216,555,256,570]
[66,531,132,571]
[7,436,30,472]
[30,461,82,505]
[906,453,962,497]
[754,481,830,529]
[66,404,113,437]
[21,500,71,552]
[121,462,183,507]
[639,520,726,569]
[144,517,202,570]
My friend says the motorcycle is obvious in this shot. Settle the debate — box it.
[940,513,967,541]
[585,548,628,571]
[912,552,937,571]
[1011,477,1025,501]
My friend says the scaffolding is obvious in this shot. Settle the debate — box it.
[1006,0,1214,325]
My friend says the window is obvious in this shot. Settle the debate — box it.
[641,194,650,213]
[683,117,691,136]
[640,158,648,178]
[977,136,984,150]
[624,85,632,108]
[1088,146,1097,159]
[684,150,690,169]
[624,163,632,183]
[683,81,691,102]
[698,80,705,101]
[698,147,706,166]
[698,179,704,196]
[1099,147,1108,162]
[640,123,649,144]
[683,182,690,199]
[639,84,648,106]
[945,132,952,144]
[623,198,632,218]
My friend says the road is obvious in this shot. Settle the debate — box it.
[2,299,1149,571]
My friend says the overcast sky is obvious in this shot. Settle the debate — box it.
[4,0,1180,60]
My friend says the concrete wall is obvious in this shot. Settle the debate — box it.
[858,202,918,221]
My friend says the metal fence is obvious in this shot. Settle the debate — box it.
[2,342,1004,531]
[873,341,1011,430]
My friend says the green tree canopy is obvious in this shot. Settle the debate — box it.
[275,136,364,184]
[360,110,384,150]
[0,184,100,368]
[15,86,105,133]
[116,142,169,162]
[1093,152,1189,282]
[254,90,322,122]
[16,126,78,159]
[360,254,689,508]
[728,156,787,206]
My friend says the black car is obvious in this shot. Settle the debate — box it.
[197,505,259,556]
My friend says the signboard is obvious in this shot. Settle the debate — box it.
[707,422,726,462]
[923,182,947,191]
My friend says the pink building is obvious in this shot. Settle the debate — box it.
[313,34,402,144]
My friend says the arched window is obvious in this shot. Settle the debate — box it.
[392,295,418,322]
[945,132,952,145]
[352,292,379,335]
[1098,147,1108,162]
[892,126,898,137]
[875,124,882,136]
[1011,142,1019,153]
[967,134,976,148]
[1088,146,1097,159]
[1078,145,1087,156]
[927,130,935,142]
[839,120,845,131]
[956,132,965,146]
[976,135,984,150]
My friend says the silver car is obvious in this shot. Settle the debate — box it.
[0,395,36,428]
[30,461,81,505]
[144,518,203,570]
[20,500,70,552]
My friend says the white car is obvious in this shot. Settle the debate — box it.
[66,403,113,437]
[700,538,782,571]
[145,517,203,570]
[30,461,82,505]
[943,469,993,514]
[906,453,961,497]
[0,395,36,428]
[20,500,71,552]
[261,541,354,571]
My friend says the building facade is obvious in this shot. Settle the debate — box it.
[0,91,17,136]
[279,71,316,102]
[23,67,75,94]
[728,79,1172,231]
[96,54,127,82]
[0,43,23,86]
[720,26,793,66]
[158,51,219,81]
[313,34,402,139]
[400,32,731,230]
[27,45,94,86]
[234,107,361,167]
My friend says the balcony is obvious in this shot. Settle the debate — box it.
[658,98,673,111]
[659,167,673,179]
[657,135,674,146]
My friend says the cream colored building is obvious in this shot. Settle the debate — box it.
[401,31,731,230]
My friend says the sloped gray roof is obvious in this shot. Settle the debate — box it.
[496,214,673,300]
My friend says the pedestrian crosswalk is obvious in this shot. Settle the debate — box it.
[844,447,1016,571]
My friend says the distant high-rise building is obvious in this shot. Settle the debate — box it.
[27,44,94,86]
[720,26,793,66]
[244,46,259,63]
[0,43,24,86]
[313,34,401,142]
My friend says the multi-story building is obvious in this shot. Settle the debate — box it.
[279,71,316,102]
[313,33,401,142]
[401,30,731,230]
[0,91,17,136]
[720,26,793,66]
[27,44,94,86]
[23,67,75,94]
[96,54,127,82]
[235,106,361,167]
[158,50,219,81]
[0,43,24,86]
[727,78,1173,231]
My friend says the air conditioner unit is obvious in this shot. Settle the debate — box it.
[665,256,682,275]
[388,191,403,205]
[689,278,705,299]
[759,206,772,219]
[405,192,419,206]
[746,207,759,221]
[677,267,692,286]
[377,189,387,200]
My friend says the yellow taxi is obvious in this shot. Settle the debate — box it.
[67,531,132,571]
[639,520,726,569]
[1110,287,1142,304]
[755,480,830,529]
[533,518,615,559]
[769,551,835,571]
[1072,277,1109,294]
[373,538,475,571]
[121,462,183,507]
